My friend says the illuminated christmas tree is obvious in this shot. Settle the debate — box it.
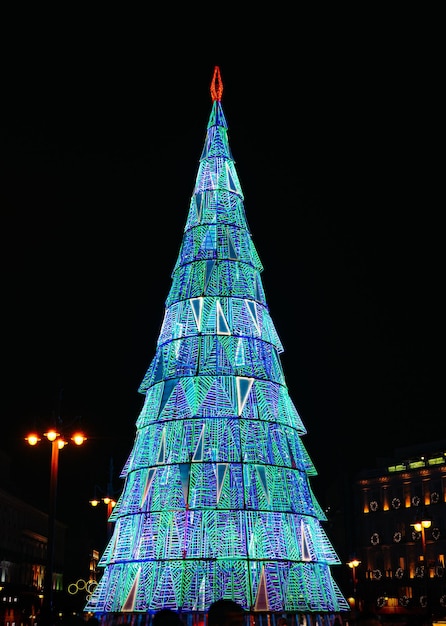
[85,66,349,624]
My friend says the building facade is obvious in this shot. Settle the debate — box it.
[351,440,446,623]
[0,452,67,626]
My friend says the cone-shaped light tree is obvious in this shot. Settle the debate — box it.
[85,66,349,624]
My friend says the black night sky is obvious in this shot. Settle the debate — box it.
[1,14,443,581]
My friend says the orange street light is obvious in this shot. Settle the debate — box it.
[26,426,86,624]
[411,509,433,621]
[347,558,361,611]
[89,458,119,542]
[412,511,432,555]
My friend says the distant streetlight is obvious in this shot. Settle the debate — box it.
[89,492,117,540]
[347,558,361,611]
[26,426,86,625]
[89,457,119,541]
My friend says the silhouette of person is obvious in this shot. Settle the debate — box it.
[153,607,185,625]
[207,599,245,625]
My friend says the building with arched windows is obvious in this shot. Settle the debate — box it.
[350,440,446,623]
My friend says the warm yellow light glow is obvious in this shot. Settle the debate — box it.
[26,434,41,446]
[45,430,59,442]
[111,500,117,508]
[90,499,100,507]
[71,432,86,446]
[412,516,432,532]
[103,497,111,505]
[27,429,85,449]
[348,559,361,569]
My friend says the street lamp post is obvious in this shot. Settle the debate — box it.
[89,457,119,542]
[347,558,361,613]
[413,517,431,556]
[26,427,86,625]
[411,510,432,624]
[89,492,117,541]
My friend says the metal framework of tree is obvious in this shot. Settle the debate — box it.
[85,66,349,624]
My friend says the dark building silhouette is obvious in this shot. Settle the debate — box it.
[0,449,68,624]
